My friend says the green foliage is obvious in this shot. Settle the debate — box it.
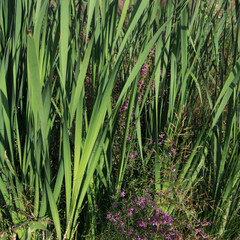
[0,0,239,239]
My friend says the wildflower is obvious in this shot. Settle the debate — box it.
[152,220,158,226]
[119,221,124,227]
[151,82,155,91]
[156,208,161,214]
[106,214,111,219]
[158,134,164,138]
[171,148,176,153]
[118,190,125,197]
[129,153,134,158]
[128,210,133,216]
[128,228,133,235]
[137,221,147,228]
[185,223,191,229]
[137,197,146,206]
[151,49,155,55]
[0,232,5,237]
[162,212,170,218]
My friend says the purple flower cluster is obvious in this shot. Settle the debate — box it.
[106,183,212,239]
[106,189,183,239]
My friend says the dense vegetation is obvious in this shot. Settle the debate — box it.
[0,0,239,239]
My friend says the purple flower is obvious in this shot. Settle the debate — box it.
[162,212,170,219]
[121,192,125,197]
[171,148,176,154]
[119,221,124,227]
[137,221,147,228]
[106,214,111,219]
[137,197,146,206]
[156,208,161,215]
[129,153,134,158]
[128,210,133,216]
[152,220,158,226]
[159,134,164,138]
[185,223,191,229]
[128,228,133,235]
[118,190,125,197]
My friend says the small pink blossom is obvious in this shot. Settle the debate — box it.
[129,153,134,158]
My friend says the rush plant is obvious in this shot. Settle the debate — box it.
[0,0,239,239]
